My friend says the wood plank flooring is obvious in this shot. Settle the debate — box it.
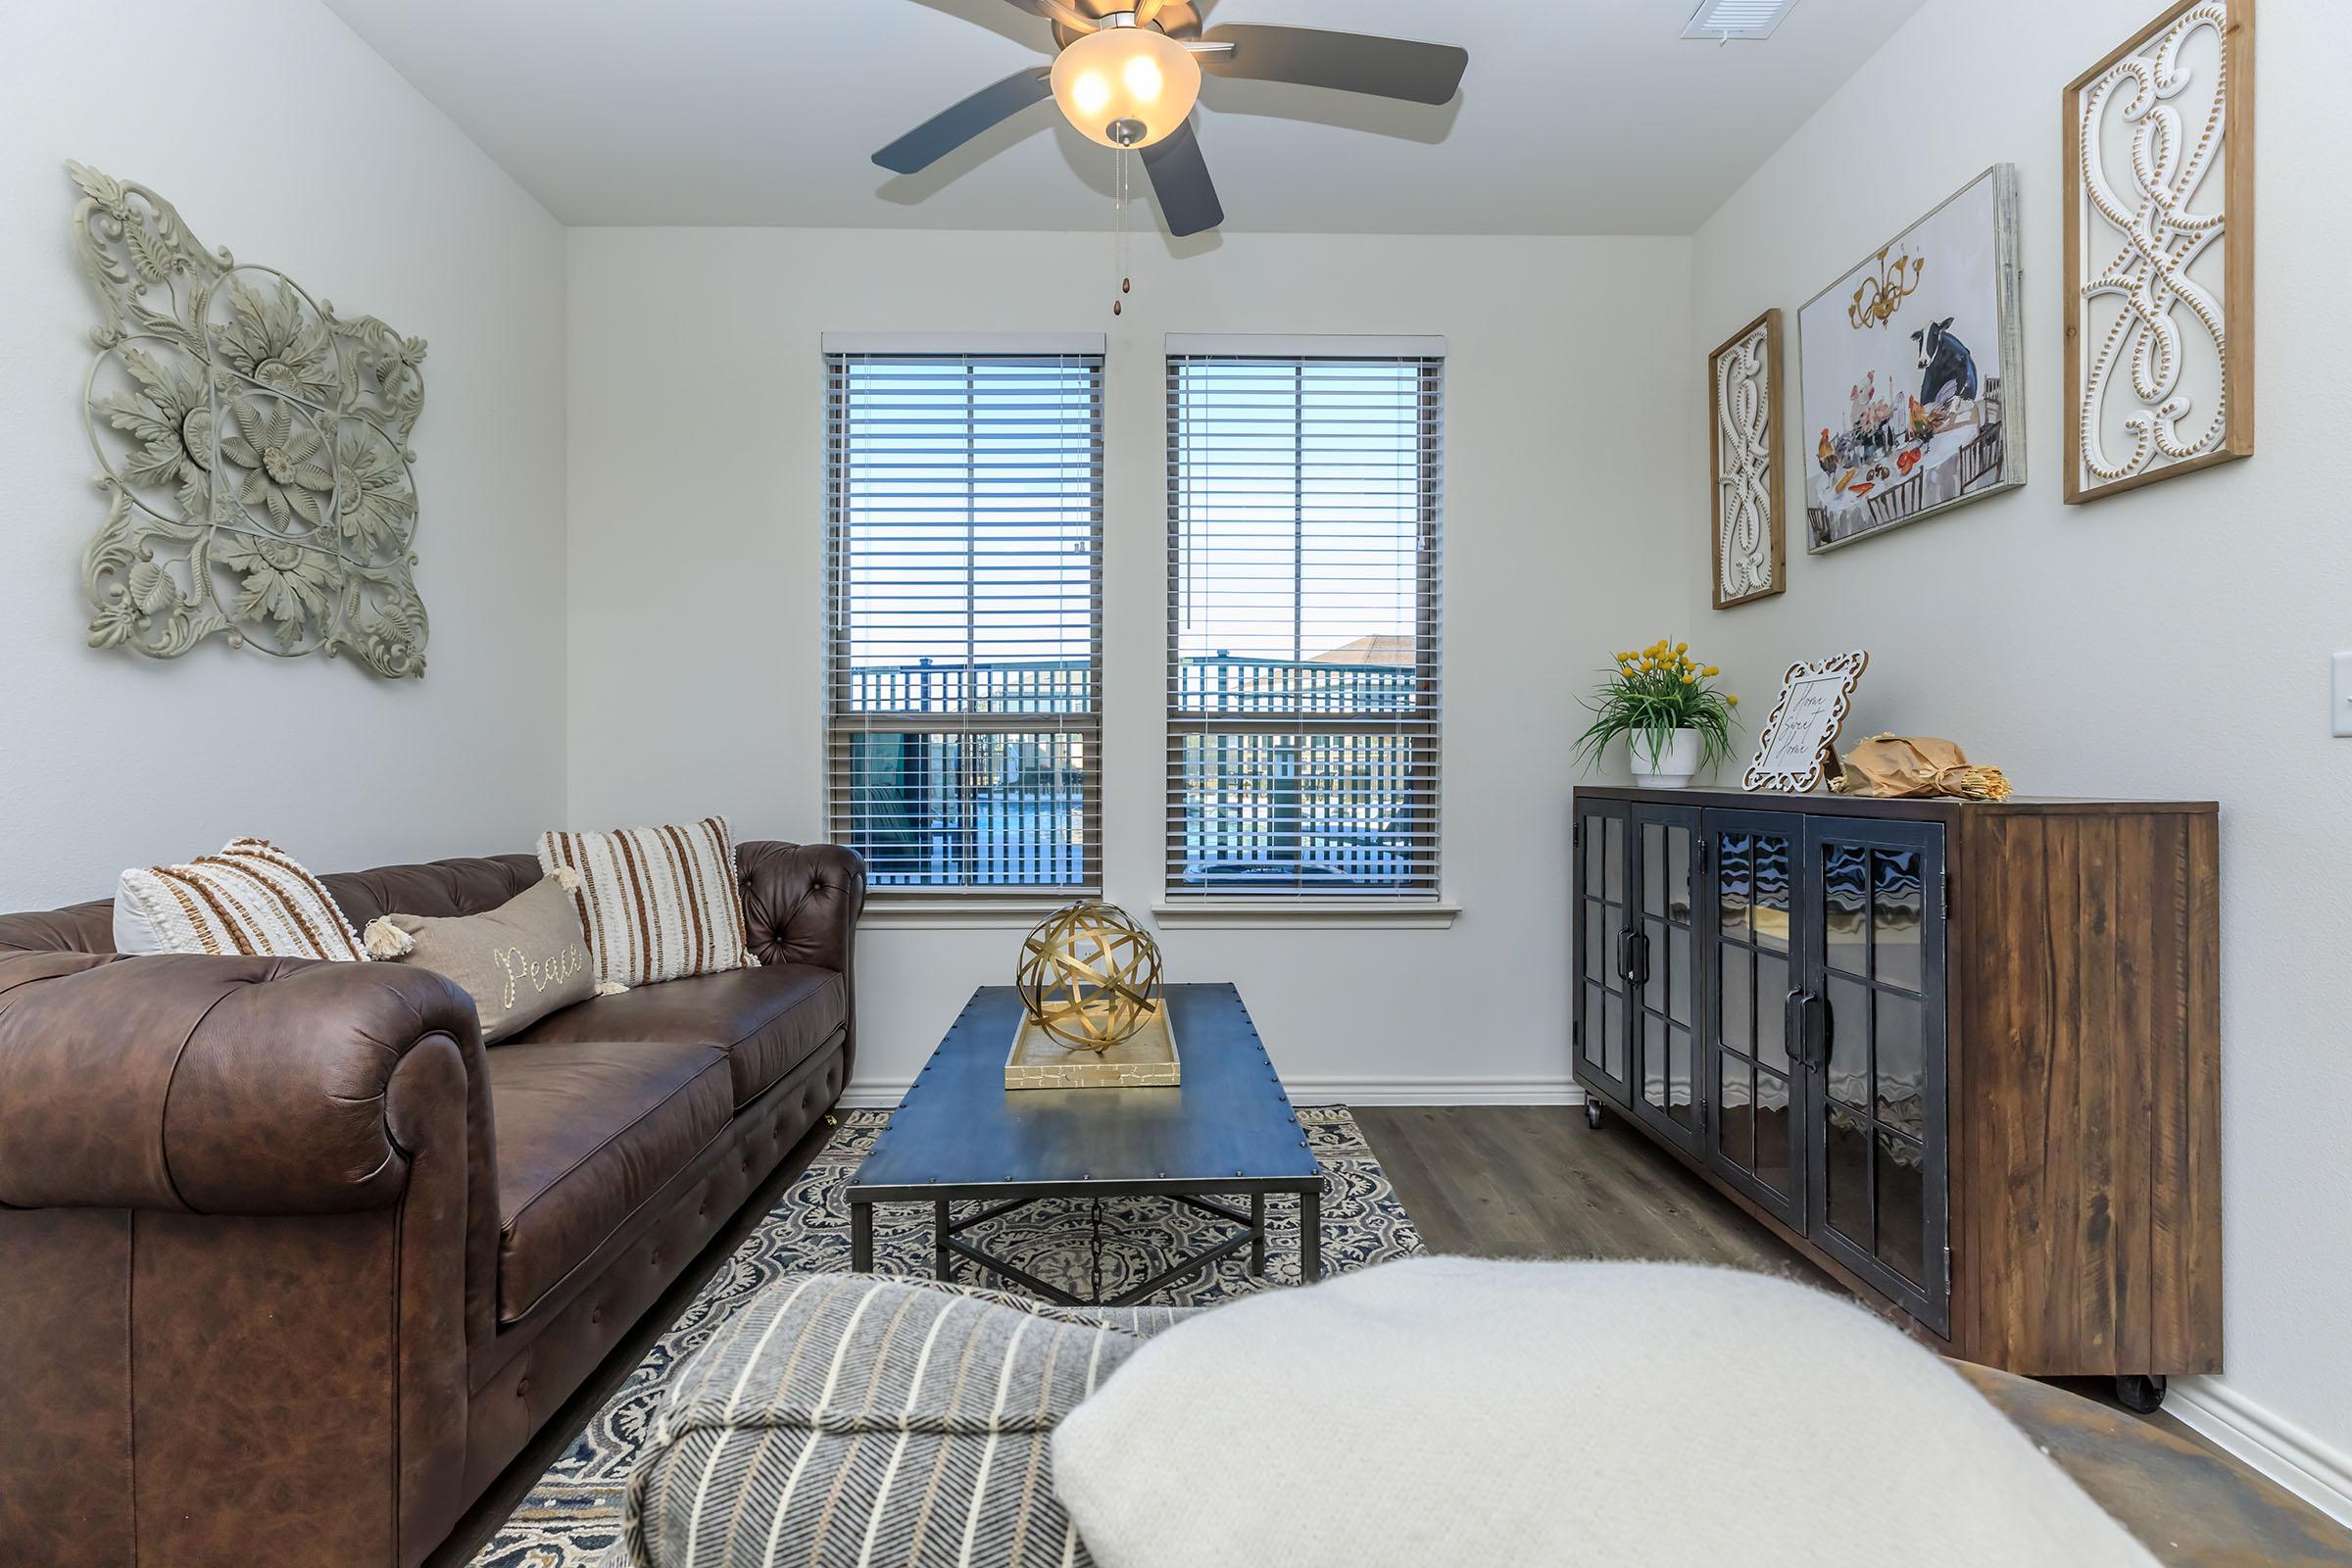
[1358,1102,1824,1272]
[1355,1104,2352,1568]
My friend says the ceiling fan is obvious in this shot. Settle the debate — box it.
[872,1,1469,236]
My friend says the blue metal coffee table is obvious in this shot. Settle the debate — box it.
[845,983,1324,1303]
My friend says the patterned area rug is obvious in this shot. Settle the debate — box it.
[471,1104,1420,1567]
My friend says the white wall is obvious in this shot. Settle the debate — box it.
[0,0,568,908]
[565,226,1691,1102]
[1689,0,2352,1518]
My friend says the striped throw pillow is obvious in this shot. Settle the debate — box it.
[537,815,757,989]
[114,838,368,961]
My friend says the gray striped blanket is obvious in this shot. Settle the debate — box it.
[619,1273,1195,1567]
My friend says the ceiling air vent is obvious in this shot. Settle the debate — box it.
[1683,0,1799,41]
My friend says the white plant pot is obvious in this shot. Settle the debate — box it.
[1630,728,1703,789]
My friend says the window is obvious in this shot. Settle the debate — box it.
[1165,342,1444,899]
[825,344,1102,896]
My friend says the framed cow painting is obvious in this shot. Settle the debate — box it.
[1797,165,2026,553]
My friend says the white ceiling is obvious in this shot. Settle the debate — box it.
[322,0,1928,235]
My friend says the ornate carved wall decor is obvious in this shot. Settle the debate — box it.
[2065,0,2253,504]
[70,162,429,676]
[1709,309,1785,610]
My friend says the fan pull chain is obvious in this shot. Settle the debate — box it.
[1111,148,1132,317]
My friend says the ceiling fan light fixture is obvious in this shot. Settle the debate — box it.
[1050,21,1199,149]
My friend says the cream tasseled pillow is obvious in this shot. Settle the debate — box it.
[114,838,368,960]
[536,814,758,990]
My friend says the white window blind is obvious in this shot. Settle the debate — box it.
[1165,351,1444,898]
[825,351,1103,895]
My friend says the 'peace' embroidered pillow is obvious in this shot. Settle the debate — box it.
[362,872,597,1043]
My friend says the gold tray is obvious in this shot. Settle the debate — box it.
[1004,1003,1180,1091]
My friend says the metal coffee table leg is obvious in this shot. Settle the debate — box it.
[1250,1193,1267,1276]
[1300,1186,1322,1282]
[851,1199,873,1272]
[933,1200,952,1281]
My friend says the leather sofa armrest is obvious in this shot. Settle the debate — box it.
[0,951,486,1214]
[737,842,866,973]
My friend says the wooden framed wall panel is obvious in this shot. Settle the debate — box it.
[2064,0,2255,504]
[1708,309,1785,609]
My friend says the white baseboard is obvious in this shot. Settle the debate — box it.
[840,1076,1585,1109]
[1282,1076,1585,1106]
[838,1080,912,1109]
[2167,1376,2352,1527]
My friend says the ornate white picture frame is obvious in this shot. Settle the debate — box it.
[1743,651,1869,793]
[2064,0,2254,504]
[1709,309,1785,610]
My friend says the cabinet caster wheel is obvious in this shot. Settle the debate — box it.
[1585,1101,1604,1130]
[2114,1375,2167,1414]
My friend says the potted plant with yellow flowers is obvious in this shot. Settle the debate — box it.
[1574,640,1740,788]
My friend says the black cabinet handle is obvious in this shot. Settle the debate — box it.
[1628,932,1651,988]
[1785,990,1830,1071]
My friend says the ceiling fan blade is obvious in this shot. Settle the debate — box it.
[1141,118,1223,237]
[1003,0,1099,31]
[872,68,1055,174]
[1197,24,1468,105]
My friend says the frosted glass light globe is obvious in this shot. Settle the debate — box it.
[1051,24,1200,149]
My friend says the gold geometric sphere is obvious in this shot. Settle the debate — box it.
[1014,899,1163,1053]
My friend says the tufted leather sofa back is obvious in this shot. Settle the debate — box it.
[0,845,865,964]
[0,852,547,956]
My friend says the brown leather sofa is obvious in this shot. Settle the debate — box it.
[0,840,864,1568]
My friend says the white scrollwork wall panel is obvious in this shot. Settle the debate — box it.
[2066,0,2252,503]
[1710,310,1784,610]
[71,162,429,676]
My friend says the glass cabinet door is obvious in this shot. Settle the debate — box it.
[1703,809,1805,1230]
[1629,804,1704,1155]
[1572,800,1633,1109]
[1802,817,1949,1335]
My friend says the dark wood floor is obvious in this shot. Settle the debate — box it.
[1357,1102,1826,1272]
[1355,1104,2352,1568]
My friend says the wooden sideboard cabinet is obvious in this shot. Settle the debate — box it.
[1570,786,2220,1410]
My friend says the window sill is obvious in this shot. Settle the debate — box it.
[1150,900,1461,930]
[858,897,1097,930]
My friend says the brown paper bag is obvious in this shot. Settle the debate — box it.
[1828,735,2013,801]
